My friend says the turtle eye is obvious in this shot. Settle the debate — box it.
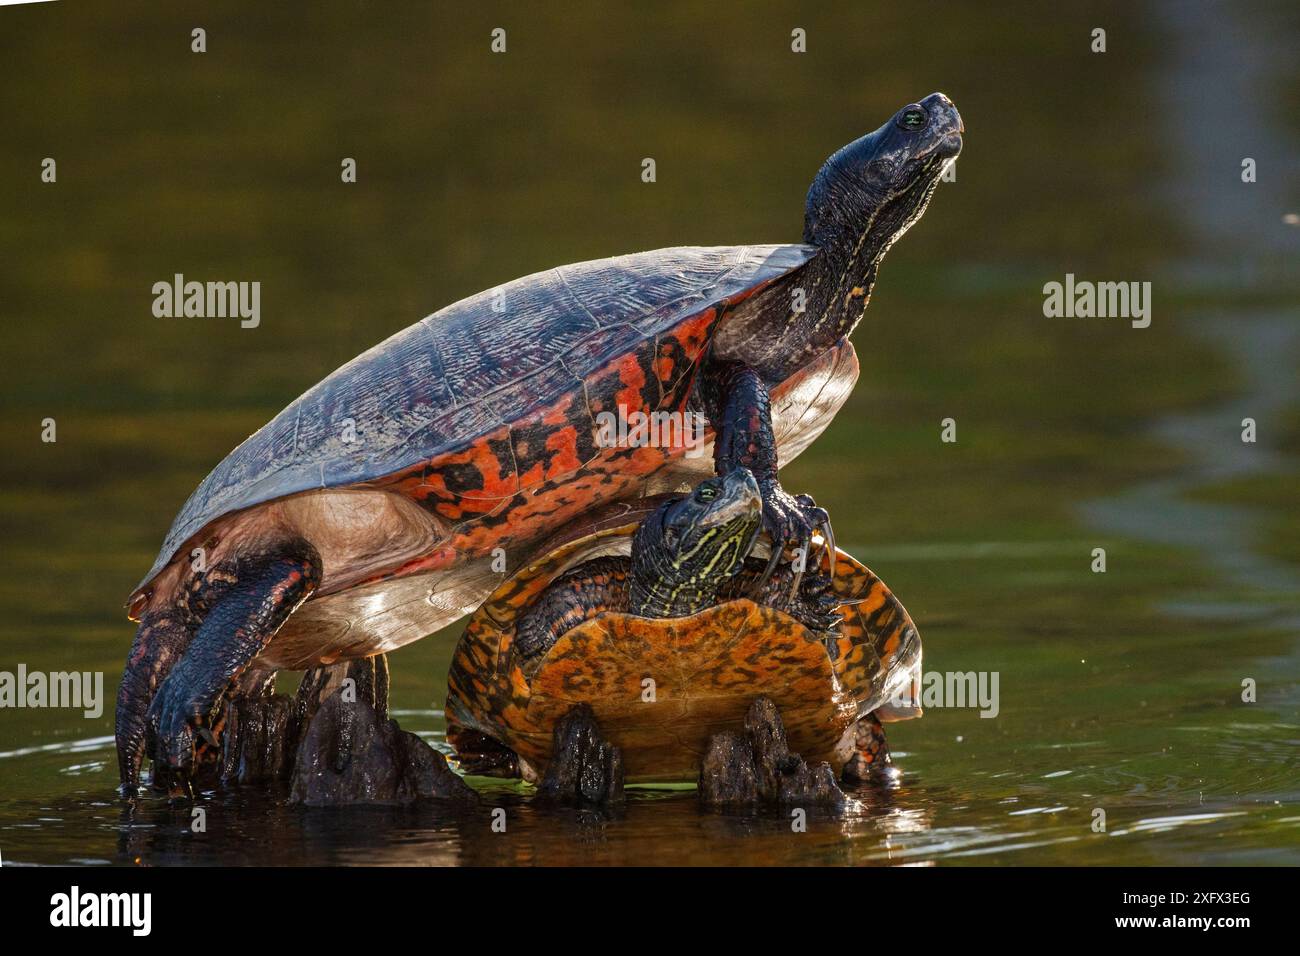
[897,106,928,131]
[697,485,718,502]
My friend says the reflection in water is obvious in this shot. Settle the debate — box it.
[42,779,929,868]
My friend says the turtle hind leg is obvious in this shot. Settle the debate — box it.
[840,713,901,787]
[513,557,631,667]
[536,704,624,807]
[115,609,196,796]
[447,726,521,779]
[145,541,321,784]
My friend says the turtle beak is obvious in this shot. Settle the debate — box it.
[918,91,963,162]
[699,470,762,529]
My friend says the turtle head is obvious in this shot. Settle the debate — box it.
[805,92,962,247]
[629,469,762,617]
[801,92,962,330]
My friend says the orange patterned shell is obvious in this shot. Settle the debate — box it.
[446,518,922,783]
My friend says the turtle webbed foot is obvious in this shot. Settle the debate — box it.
[745,547,841,631]
[447,727,521,779]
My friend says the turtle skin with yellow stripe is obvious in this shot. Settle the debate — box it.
[445,498,923,785]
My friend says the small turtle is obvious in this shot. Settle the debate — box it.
[118,93,960,793]
[445,470,923,786]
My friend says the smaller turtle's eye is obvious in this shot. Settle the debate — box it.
[898,106,928,131]
[697,486,718,502]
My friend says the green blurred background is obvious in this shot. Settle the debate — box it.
[0,1,1297,864]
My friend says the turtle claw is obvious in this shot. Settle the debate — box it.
[786,566,804,607]
[793,493,832,574]
[754,485,832,587]
[121,543,322,797]
[751,543,784,599]
[806,502,836,581]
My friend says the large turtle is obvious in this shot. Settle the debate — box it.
[117,93,961,793]
[445,470,923,786]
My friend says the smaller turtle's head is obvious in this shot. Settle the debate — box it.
[630,469,762,617]
[804,91,963,252]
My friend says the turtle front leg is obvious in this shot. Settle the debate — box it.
[145,542,321,786]
[704,361,831,573]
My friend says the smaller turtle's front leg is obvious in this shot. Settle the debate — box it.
[145,541,321,785]
[703,360,831,572]
[513,556,631,663]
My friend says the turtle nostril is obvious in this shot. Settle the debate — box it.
[896,105,928,132]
